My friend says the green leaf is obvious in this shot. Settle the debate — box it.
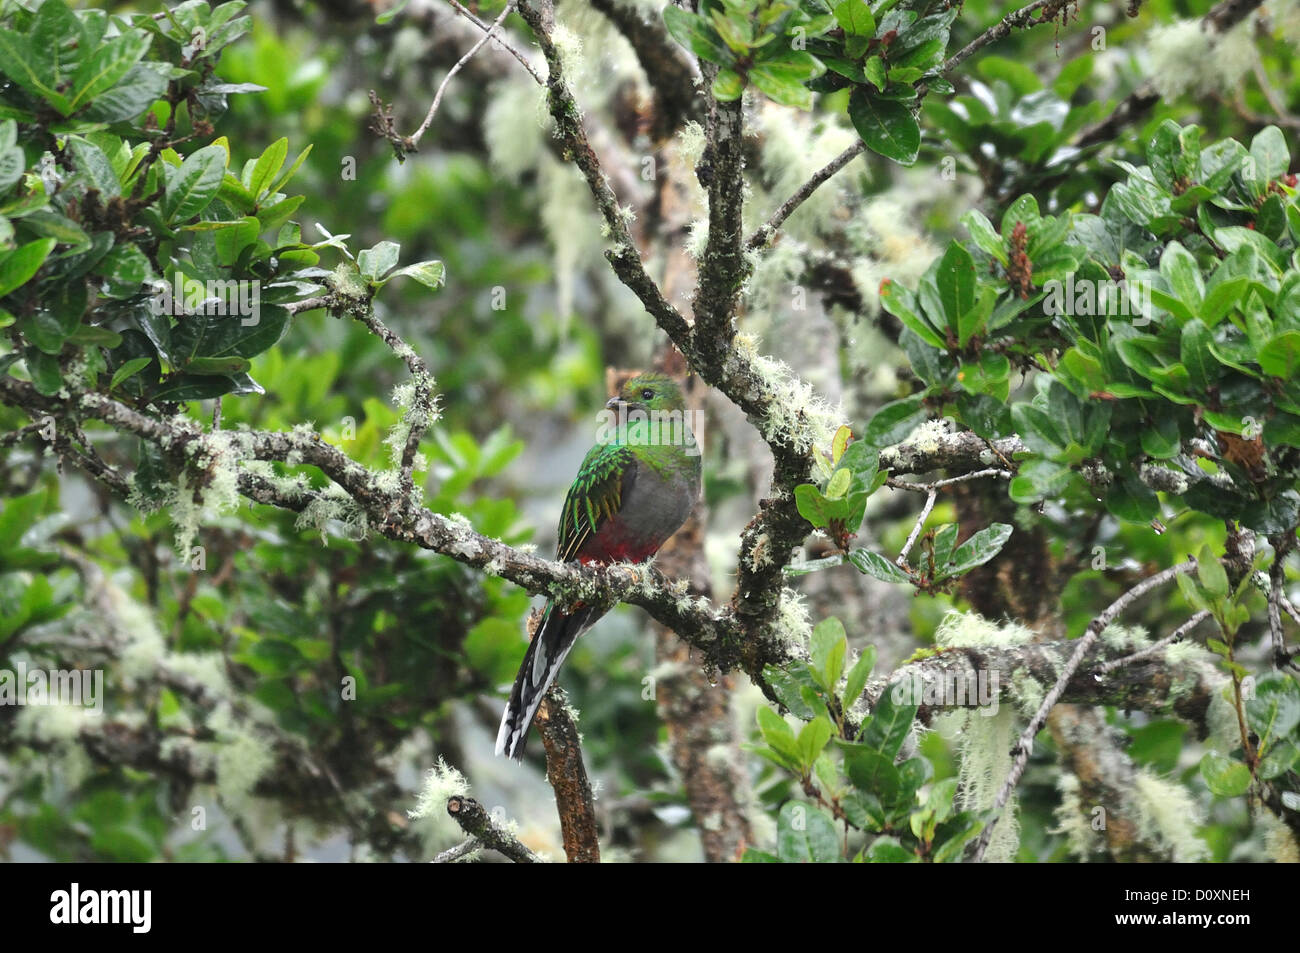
[0,488,46,551]
[1139,414,1182,459]
[0,237,56,297]
[185,355,251,376]
[935,240,975,334]
[763,663,822,720]
[1199,752,1252,797]
[375,0,409,24]
[861,394,927,448]
[663,6,732,66]
[776,802,840,863]
[848,549,911,584]
[82,63,167,122]
[842,745,901,802]
[848,87,919,166]
[863,55,886,92]
[757,705,800,763]
[1107,472,1160,524]
[1180,319,1214,390]
[162,145,227,223]
[809,617,848,692]
[1258,331,1300,379]
[795,483,832,529]
[833,0,875,35]
[711,68,744,101]
[1196,545,1228,599]
[1159,241,1204,307]
[865,837,915,862]
[68,30,152,112]
[825,467,851,500]
[944,522,1012,577]
[25,347,62,395]
[358,240,400,282]
[842,645,876,710]
[961,209,1007,265]
[248,137,288,197]
[109,356,152,391]
[0,26,70,114]
[1249,125,1288,181]
[860,687,917,758]
[385,260,445,290]
[797,716,835,769]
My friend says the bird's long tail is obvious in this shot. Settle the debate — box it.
[495,602,601,760]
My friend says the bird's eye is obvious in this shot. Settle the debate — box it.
[641,388,654,400]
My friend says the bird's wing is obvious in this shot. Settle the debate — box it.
[556,442,636,562]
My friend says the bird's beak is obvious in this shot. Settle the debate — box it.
[605,397,623,411]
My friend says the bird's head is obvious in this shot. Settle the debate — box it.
[606,372,687,415]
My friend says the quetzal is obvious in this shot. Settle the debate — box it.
[495,372,702,759]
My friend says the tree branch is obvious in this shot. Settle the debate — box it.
[445,795,541,862]
[968,559,1199,862]
[534,686,601,863]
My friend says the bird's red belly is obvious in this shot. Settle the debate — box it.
[575,517,662,565]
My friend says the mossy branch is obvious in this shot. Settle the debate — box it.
[445,795,541,863]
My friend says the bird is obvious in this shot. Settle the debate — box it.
[495,372,702,759]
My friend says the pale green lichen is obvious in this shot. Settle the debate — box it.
[1131,770,1209,862]
[409,757,470,820]
[940,703,1020,862]
[14,702,93,744]
[745,351,846,456]
[111,584,168,683]
[900,418,952,457]
[933,612,1040,862]
[675,120,707,170]
[750,103,859,245]
[127,427,243,557]
[1262,812,1300,863]
[934,610,1036,650]
[210,703,275,809]
[1051,773,1104,861]
[1099,623,1149,653]
[772,588,813,648]
[685,217,710,259]
[1147,18,1256,100]
[295,483,369,544]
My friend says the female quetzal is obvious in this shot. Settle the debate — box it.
[495,372,701,759]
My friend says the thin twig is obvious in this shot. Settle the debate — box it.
[746,141,866,250]
[969,558,1198,862]
[942,0,1065,75]
[1094,610,1211,675]
[897,489,937,567]
[408,0,518,150]
[886,468,1012,492]
[447,0,543,84]
[432,837,480,863]
[0,421,47,449]
[350,310,437,495]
